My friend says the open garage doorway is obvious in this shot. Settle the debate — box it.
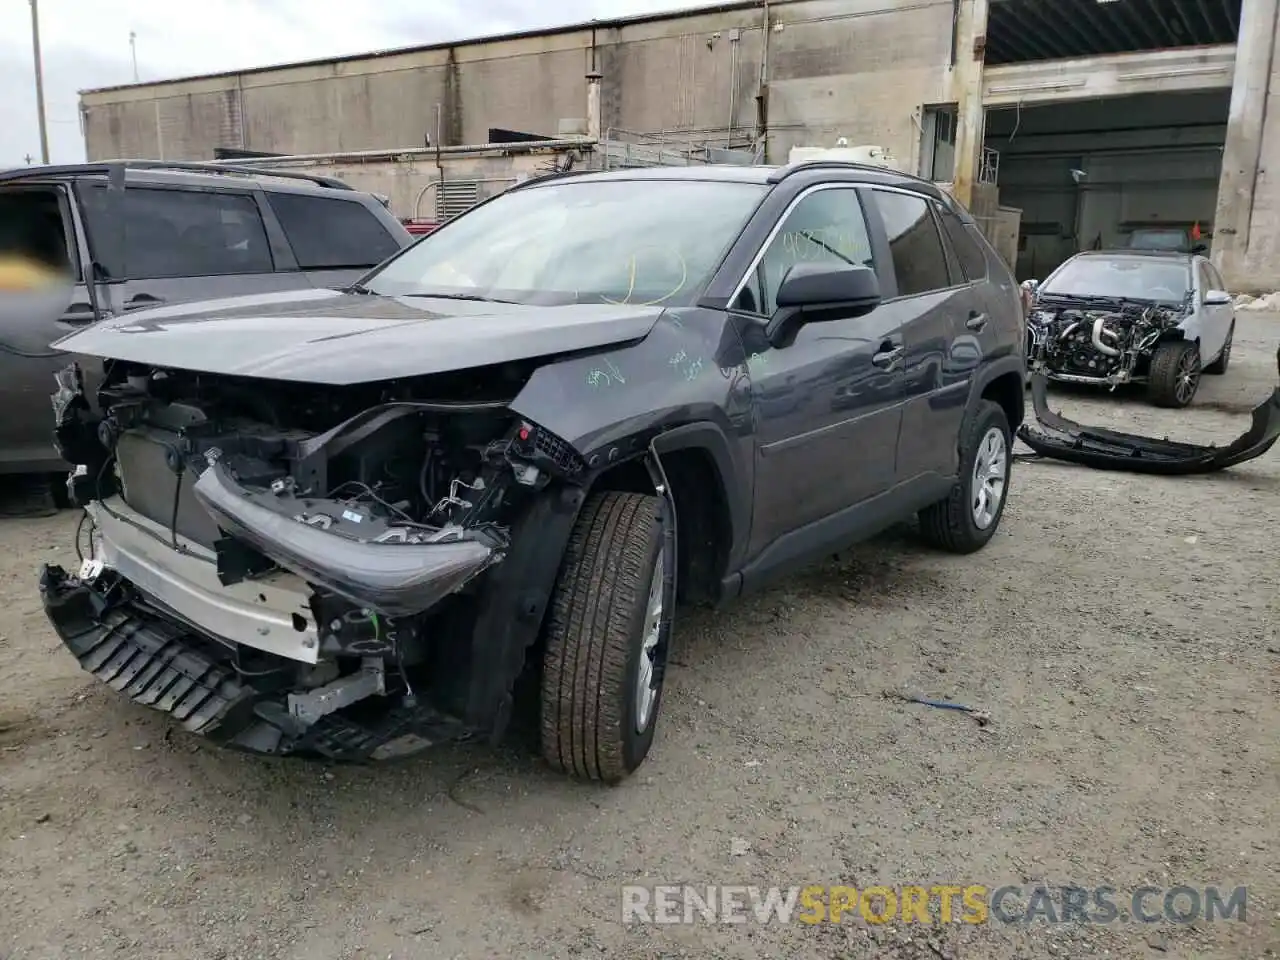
[984,90,1230,282]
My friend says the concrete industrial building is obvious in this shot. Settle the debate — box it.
[79,0,1280,291]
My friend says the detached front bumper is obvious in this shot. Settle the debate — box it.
[1016,350,1280,474]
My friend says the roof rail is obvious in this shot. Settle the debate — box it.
[115,159,355,189]
[766,158,929,185]
[0,159,353,190]
[507,168,592,191]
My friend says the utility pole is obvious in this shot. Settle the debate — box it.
[30,0,50,164]
[130,31,138,81]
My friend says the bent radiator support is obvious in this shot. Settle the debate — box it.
[1016,346,1280,475]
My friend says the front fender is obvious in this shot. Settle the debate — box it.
[509,308,757,577]
[509,309,755,466]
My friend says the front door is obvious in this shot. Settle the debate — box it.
[1198,259,1232,361]
[0,181,97,473]
[734,185,906,557]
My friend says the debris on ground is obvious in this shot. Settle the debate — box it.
[882,689,992,726]
[1234,291,1280,311]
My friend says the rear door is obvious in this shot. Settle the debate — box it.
[76,181,299,314]
[864,188,982,484]
[262,192,408,289]
[0,180,98,472]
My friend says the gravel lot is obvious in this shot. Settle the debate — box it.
[1,315,1277,960]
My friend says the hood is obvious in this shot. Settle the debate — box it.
[53,288,666,385]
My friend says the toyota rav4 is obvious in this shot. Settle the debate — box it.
[40,160,1026,782]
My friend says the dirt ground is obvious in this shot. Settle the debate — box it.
[1,316,1277,960]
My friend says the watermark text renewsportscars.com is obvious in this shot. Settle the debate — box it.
[620,884,1248,926]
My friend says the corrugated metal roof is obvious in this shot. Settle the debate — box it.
[986,0,1241,65]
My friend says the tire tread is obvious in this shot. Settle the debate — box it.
[1147,340,1199,407]
[540,491,661,783]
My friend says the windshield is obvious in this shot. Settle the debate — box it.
[1128,229,1187,251]
[363,179,768,307]
[1040,256,1190,302]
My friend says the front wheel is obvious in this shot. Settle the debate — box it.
[1147,340,1201,407]
[918,400,1012,554]
[540,491,672,783]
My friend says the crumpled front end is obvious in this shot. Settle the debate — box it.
[1017,346,1280,474]
[1026,300,1187,386]
[42,358,585,760]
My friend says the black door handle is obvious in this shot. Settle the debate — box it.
[966,310,988,332]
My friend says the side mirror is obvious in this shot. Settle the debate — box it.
[1191,243,1208,255]
[765,262,881,349]
[1204,289,1232,306]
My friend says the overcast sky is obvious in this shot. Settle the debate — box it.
[0,0,694,168]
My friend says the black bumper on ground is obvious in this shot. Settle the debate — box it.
[39,564,471,762]
[1016,347,1280,475]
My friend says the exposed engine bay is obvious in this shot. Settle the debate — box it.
[1026,299,1187,385]
[41,359,590,760]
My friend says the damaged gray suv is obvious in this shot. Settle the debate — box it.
[40,161,1027,781]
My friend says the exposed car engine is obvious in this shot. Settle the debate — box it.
[1026,300,1188,385]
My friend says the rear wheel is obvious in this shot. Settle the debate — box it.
[540,491,672,783]
[918,400,1012,554]
[1148,340,1201,407]
[1203,322,1234,375]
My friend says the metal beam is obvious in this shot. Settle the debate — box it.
[983,44,1236,106]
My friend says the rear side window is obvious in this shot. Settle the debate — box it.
[870,190,952,297]
[268,193,402,269]
[79,185,273,280]
[939,208,988,281]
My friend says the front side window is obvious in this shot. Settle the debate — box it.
[363,179,768,307]
[870,189,952,297]
[0,187,77,280]
[1040,256,1190,303]
[79,185,273,280]
[735,187,874,316]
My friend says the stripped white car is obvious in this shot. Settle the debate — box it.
[1024,250,1234,408]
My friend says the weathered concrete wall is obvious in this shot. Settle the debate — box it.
[81,0,956,166]
[766,0,956,165]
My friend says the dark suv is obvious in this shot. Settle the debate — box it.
[0,161,411,480]
[40,160,1026,782]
